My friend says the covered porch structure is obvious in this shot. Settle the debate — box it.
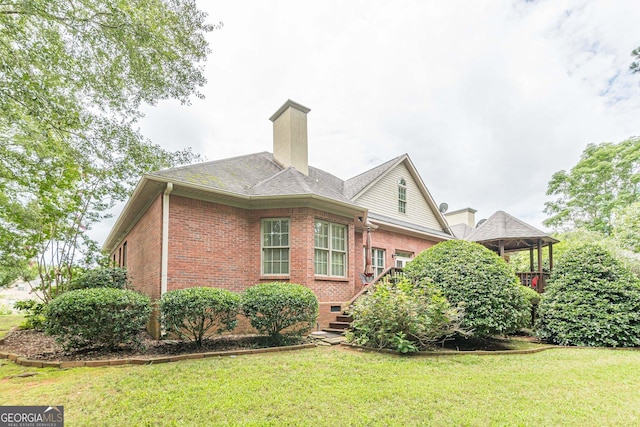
[465,211,559,292]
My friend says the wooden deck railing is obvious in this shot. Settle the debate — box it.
[345,267,404,308]
[516,272,550,293]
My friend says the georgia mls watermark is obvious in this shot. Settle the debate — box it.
[0,406,63,427]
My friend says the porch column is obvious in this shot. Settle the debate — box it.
[499,240,505,259]
[529,247,534,272]
[549,243,554,271]
[537,239,543,291]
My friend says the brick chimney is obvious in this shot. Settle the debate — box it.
[269,99,310,175]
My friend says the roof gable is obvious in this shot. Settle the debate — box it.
[343,155,404,199]
[346,155,450,234]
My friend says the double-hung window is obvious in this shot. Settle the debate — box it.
[314,220,347,277]
[262,218,289,275]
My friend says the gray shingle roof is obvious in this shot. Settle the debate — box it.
[150,152,280,194]
[368,212,453,240]
[104,150,453,252]
[150,151,352,203]
[343,155,405,199]
[466,210,551,242]
[449,223,475,240]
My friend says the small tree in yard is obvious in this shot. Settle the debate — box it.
[536,244,640,347]
[160,287,240,347]
[404,240,530,337]
[346,278,465,353]
[241,282,318,344]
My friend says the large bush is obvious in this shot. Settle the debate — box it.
[346,278,464,353]
[404,240,529,337]
[45,288,151,351]
[536,244,640,347]
[160,287,240,346]
[241,282,318,343]
[70,267,129,290]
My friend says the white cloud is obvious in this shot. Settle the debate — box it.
[96,0,640,245]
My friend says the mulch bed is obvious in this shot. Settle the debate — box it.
[0,329,300,362]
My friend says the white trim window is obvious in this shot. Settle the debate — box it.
[398,178,407,213]
[262,218,290,275]
[314,220,347,277]
[395,251,413,268]
[372,248,385,277]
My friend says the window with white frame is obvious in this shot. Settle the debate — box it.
[262,218,290,275]
[372,248,385,277]
[314,220,347,277]
[398,178,407,213]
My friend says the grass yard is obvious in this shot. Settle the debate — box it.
[2,343,640,426]
[0,315,23,339]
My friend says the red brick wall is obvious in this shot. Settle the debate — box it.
[165,201,359,302]
[111,195,163,300]
[113,192,444,331]
[167,196,253,293]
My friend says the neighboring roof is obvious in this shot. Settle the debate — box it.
[449,223,475,240]
[466,210,559,252]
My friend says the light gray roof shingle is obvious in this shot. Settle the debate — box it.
[466,210,550,242]
[368,212,453,240]
[449,223,475,240]
[343,155,405,199]
[150,152,351,203]
[150,152,280,194]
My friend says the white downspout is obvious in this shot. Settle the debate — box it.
[161,182,173,295]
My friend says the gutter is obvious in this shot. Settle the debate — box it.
[161,182,173,295]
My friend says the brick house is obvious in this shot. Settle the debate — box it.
[103,100,453,336]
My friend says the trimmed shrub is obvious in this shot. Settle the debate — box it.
[70,267,129,290]
[160,287,240,346]
[404,240,529,337]
[346,278,465,353]
[536,244,640,347]
[241,282,318,343]
[45,288,151,351]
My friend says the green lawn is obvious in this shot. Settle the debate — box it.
[2,344,640,426]
[0,315,23,339]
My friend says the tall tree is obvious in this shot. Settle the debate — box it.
[0,1,216,294]
[543,137,640,235]
[632,46,640,74]
[612,202,640,253]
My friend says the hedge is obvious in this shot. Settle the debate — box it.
[45,288,151,351]
[241,282,318,343]
[160,287,240,346]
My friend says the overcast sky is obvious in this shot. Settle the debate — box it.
[99,0,640,245]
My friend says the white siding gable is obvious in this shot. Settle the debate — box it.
[353,162,444,231]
